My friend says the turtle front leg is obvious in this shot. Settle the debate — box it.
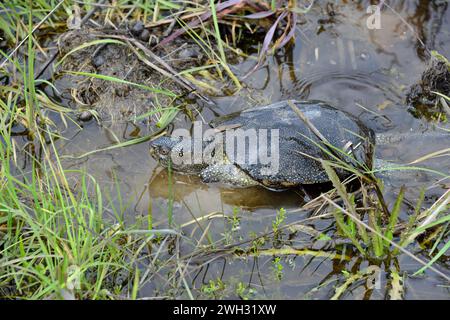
[200,164,260,188]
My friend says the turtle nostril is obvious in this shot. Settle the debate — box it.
[149,145,160,158]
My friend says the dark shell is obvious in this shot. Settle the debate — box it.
[211,100,374,188]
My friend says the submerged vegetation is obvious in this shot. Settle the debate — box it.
[407,51,450,122]
[0,0,449,300]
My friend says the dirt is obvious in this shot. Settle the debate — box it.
[55,25,209,121]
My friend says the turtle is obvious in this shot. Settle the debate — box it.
[149,100,376,190]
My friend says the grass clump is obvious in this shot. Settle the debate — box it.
[0,130,161,299]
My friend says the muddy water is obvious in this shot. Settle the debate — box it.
[47,1,450,299]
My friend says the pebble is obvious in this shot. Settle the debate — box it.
[139,29,150,42]
[178,47,200,60]
[78,111,93,122]
[92,55,105,68]
[131,21,144,36]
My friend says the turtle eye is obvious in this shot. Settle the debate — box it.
[160,147,170,156]
[178,149,184,157]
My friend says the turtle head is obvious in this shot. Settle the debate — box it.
[149,136,206,173]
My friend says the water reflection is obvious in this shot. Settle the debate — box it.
[148,169,305,211]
